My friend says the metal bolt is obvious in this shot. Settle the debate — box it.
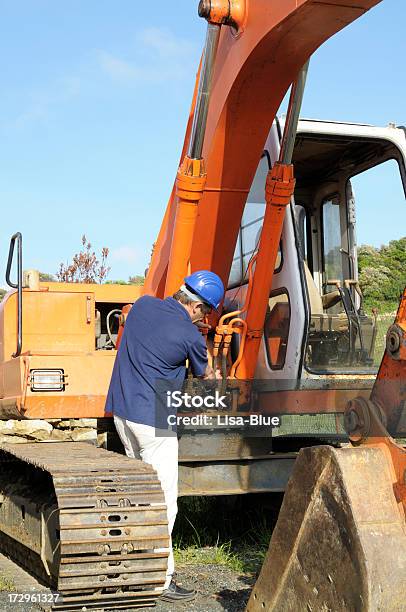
[344,410,359,434]
[198,0,211,19]
[387,326,401,354]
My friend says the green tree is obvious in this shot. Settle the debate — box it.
[358,237,406,310]
[105,275,145,285]
[39,272,56,282]
[128,275,145,286]
[0,288,6,302]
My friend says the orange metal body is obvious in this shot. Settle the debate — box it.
[0,283,142,418]
[199,0,247,28]
[345,288,406,513]
[164,157,206,296]
[145,0,382,380]
[236,162,295,378]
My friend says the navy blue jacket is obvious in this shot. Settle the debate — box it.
[105,296,208,426]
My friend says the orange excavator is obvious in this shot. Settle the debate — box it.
[0,1,405,610]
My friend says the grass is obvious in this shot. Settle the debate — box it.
[173,495,281,574]
[174,542,245,571]
[0,575,15,591]
[373,313,396,366]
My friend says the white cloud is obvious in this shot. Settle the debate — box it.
[98,27,196,85]
[110,245,140,265]
[13,76,82,128]
[98,51,141,82]
[8,27,197,128]
[138,27,194,57]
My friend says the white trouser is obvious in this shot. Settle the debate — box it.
[113,416,178,589]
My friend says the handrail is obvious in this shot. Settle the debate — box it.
[6,232,23,357]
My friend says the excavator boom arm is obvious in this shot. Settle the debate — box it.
[144,0,382,378]
[145,0,381,294]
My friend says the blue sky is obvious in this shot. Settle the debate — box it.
[1,0,405,284]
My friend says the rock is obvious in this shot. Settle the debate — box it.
[0,435,32,444]
[0,421,15,435]
[57,420,73,429]
[14,420,53,440]
[57,419,97,429]
[97,432,108,448]
[71,428,97,442]
[50,429,73,442]
[0,420,53,441]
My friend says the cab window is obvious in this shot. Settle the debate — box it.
[322,197,343,285]
[265,290,291,369]
[229,154,282,287]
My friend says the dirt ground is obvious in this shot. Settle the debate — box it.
[152,565,255,612]
[0,553,255,612]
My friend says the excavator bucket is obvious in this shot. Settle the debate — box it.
[247,444,406,611]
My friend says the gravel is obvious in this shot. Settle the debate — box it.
[0,553,256,612]
[152,565,255,612]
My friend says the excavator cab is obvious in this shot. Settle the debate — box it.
[293,120,406,373]
[239,121,406,611]
[228,119,406,390]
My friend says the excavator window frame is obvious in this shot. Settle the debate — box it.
[228,150,283,290]
[295,202,313,272]
[302,141,406,376]
[320,193,347,288]
[264,287,291,371]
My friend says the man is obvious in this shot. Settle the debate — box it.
[105,270,224,603]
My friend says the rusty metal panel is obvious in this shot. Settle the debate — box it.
[178,431,275,461]
[179,456,295,495]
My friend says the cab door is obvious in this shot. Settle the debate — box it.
[226,124,308,384]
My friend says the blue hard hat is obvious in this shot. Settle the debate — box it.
[184,270,225,310]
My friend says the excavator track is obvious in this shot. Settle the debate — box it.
[0,442,169,610]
